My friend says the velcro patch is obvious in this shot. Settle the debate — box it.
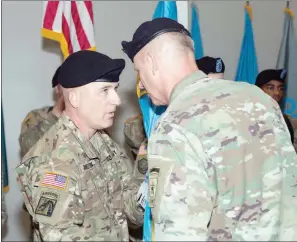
[149,167,160,208]
[80,160,96,172]
[136,178,148,209]
[40,172,68,190]
[35,191,59,217]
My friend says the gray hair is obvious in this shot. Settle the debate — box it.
[153,32,194,54]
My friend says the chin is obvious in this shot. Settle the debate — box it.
[95,120,114,131]
[104,120,114,129]
[151,99,165,106]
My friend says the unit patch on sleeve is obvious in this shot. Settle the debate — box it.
[40,172,68,190]
[35,191,59,217]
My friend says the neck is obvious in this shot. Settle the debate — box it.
[52,98,65,118]
[165,59,199,103]
[64,109,96,140]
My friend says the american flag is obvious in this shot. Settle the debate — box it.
[41,1,96,59]
[41,173,68,189]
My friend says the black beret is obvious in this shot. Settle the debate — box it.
[58,50,126,88]
[121,17,191,62]
[196,56,225,75]
[255,69,287,88]
[52,66,60,88]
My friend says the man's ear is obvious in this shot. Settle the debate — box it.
[147,53,158,76]
[68,88,79,108]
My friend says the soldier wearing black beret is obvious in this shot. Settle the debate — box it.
[196,56,225,79]
[17,50,146,241]
[255,68,295,145]
[121,17,297,241]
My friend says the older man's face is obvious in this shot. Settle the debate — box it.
[77,81,121,130]
[134,52,165,106]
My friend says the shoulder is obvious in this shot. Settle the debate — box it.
[21,106,53,132]
[21,120,75,162]
[124,114,145,150]
[18,150,79,196]
[17,154,80,226]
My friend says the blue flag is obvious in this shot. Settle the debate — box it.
[276,8,297,118]
[1,103,9,192]
[141,2,178,241]
[191,3,204,59]
[235,4,258,84]
[152,1,177,20]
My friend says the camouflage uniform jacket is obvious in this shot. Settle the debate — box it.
[16,113,143,241]
[19,106,58,158]
[147,71,297,241]
[124,115,146,159]
[124,115,148,181]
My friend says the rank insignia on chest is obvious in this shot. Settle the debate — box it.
[35,191,59,217]
[40,172,68,190]
[102,150,117,163]
[149,167,160,208]
[80,160,96,172]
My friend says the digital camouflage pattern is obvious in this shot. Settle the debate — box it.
[16,113,144,241]
[124,115,148,182]
[1,174,7,229]
[19,106,58,158]
[124,115,146,158]
[287,115,297,151]
[147,71,297,241]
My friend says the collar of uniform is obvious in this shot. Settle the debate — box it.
[47,106,59,123]
[170,70,208,103]
[60,112,99,160]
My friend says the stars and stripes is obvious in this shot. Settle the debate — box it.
[41,173,68,190]
[41,1,96,59]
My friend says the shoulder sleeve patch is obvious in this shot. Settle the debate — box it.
[40,172,69,191]
[35,191,59,217]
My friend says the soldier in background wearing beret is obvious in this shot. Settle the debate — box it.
[16,50,144,241]
[255,69,296,151]
[196,56,225,79]
[122,17,297,241]
[18,66,64,241]
[19,66,64,159]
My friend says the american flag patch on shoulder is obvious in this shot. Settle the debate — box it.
[40,172,68,190]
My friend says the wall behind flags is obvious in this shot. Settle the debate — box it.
[2,1,297,241]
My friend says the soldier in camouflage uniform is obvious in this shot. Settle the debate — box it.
[124,115,147,179]
[123,56,226,181]
[19,66,64,158]
[255,69,297,151]
[122,18,297,241]
[19,66,64,241]
[16,50,144,241]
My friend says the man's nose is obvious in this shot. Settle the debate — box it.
[274,89,280,96]
[111,90,121,106]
